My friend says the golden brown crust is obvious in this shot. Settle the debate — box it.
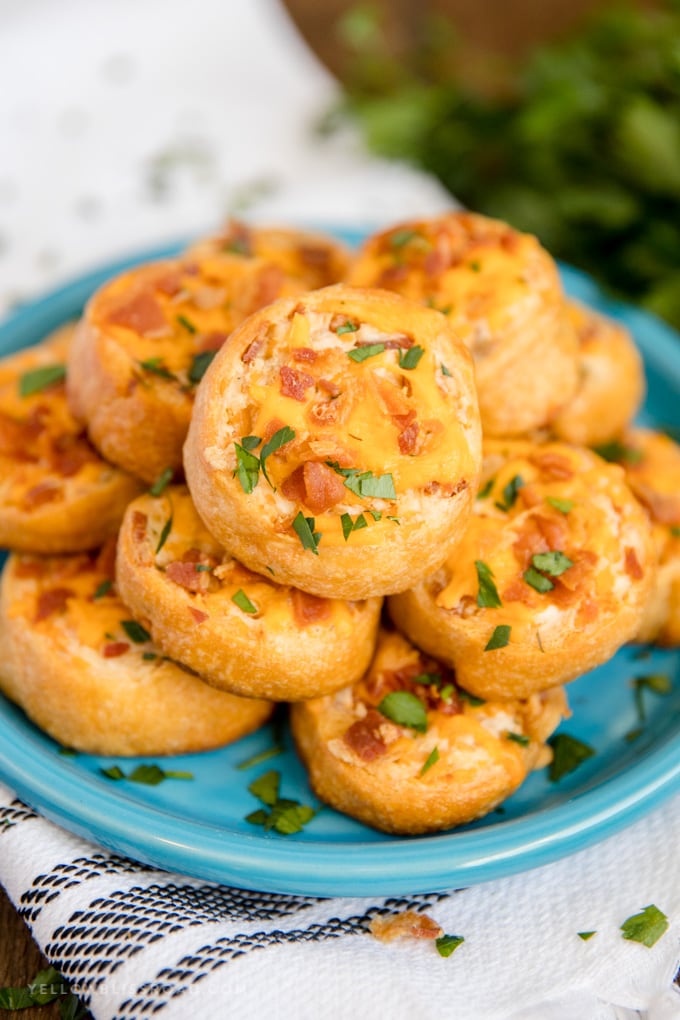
[116,485,382,699]
[184,284,482,599]
[186,220,352,292]
[550,301,645,446]
[345,211,579,437]
[0,326,143,553]
[0,548,273,756]
[67,253,299,483]
[290,628,568,834]
[388,439,655,700]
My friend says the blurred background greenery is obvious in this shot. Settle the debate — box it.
[285,0,680,329]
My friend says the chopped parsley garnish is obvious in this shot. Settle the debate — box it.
[548,732,595,782]
[485,624,511,650]
[441,362,452,377]
[389,228,420,249]
[236,744,283,770]
[142,652,157,661]
[0,965,68,1011]
[245,769,316,834]
[523,567,555,592]
[506,731,530,747]
[593,440,643,465]
[149,466,174,497]
[413,672,442,687]
[194,564,212,572]
[398,345,424,370]
[93,579,112,600]
[459,689,485,707]
[495,474,524,511]
[341,512,368,540]
[232,588,257,614]
[101,763,193,785]
[578,931,596,941]
[476,478,494,500]
[347,342,385,362]
[240,435,262,451]
[378,691,427,733]
[336,320,359,335]
[475,560,502,608]
[328,462,396,501]
[156,514,172,554]
[292,512,321,554]
[436,934,464,958]
[223,237,250,255]
[177,313,197,334]
[58,746,76,756]
[18,363,66,397]
[547,496,575,514]
[260,425,295,487]
[420,746,439,776]
[234,440,261,494]
[439,684,454,703]
[620,905,668,947]
[121,619,152,643]
[531,551,574,576]
[138,357,175,380]
[468,260,481,272]
[671,525,680,538]
[630,673,671,730]
[188,350,216,384]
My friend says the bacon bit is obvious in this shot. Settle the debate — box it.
[290,588,332,627]
[518,484,543,510]
[166,560,206,593]
[513,514,568,569]
[631,483,680,526]
[500,230,521,253]
[102,642,130,658]
[372,374,411,418]
[344,709,388,762]
[241,331,266,364]
[535,513,569,551]
[291,347,317,363]
[369,910,443,944]
[307,396,343,426]
[281,461,346,514]
[223,221,252,256]
[51,435,96,477]
[424,233,452,276]
[188,606,208,623]
[502,579,535,605]
[196,331,228,352]
[23,482,62,509]
[14,558,44,579]
[106,291,168,337]
[180,547,203,563]
[96,538,118,577]
[154,270,184,296]
[262,417,290,446]
[35,587,74,622]
[624,546,644,580]
[131,510,148,543]
[280,365,315,402]
[251,264,284,309]
[299,244,331,269]
[424,479,468,498]
[317,378,340,397]
[577,598,600,625]
[556,550,596,592]
[398,419,420,455]
[531,452,575,481]
[379,264,409,287]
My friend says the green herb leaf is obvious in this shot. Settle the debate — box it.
[548,732,596,782]
[58,746,77,756]
[420,746,439,776]
[19,363,66,397]
[578,931,597,941]
[671,525,680,538]
[0,986,37,1009]
[260,425,295,487]
[459,688,486,707]
[336,320,359,335]
[441,362,452,377]
[390,228,420,248]
[485,624,511,650]
[523,566,555,593]
[129,764,193,785]
[232,588,258,614]
[547,497,575,514]
[265,799,315,834]
[100,765,125,780]
[139,357,175,380]
[248,769,281,807]
[593,440,643,465]
[235,744,283,770]
[292,511,321,554]
[240,435,262,451]
[93,579,112,600]
[356,472,396,499]
[435,934,464,958]
[475,560,502,608]
[620,904,668,947]
[234,441,261,494]
[177,313,197,334]
[149,466,174,497]
[632,673,672,725]
[348,343,385,362]
[476,478,494,500]
[531,551,574,576]
[188,350,216,384]
[245,808,270,826]
[495,474,524,511]
[121,619,152,644]
[398,345,424,370]
[341,512,368,539]
[506,731,530,746]
[468,260,481,272]
[142,651,157,661]
[378,690,427,732]
[155,514,172,554]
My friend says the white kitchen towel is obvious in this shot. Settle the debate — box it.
[1,779,679,1019]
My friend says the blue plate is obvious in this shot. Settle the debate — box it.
[0,234,679,897]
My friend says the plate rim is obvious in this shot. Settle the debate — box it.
[0,236,679,897]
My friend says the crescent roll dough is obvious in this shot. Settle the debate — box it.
[389,439,655,700]
[0,325,142,553]
[291,628,569,835]
[116,485,382,700]
[187,220,351,292]
[0,545,273,756]
[67,252,298,483]
[184,284,482,600]
[345,211,579,437]
[549,300,645,446]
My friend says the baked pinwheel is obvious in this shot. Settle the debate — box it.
[184,284,482,599]
[291,627,568,834]
[389,439,655,700]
